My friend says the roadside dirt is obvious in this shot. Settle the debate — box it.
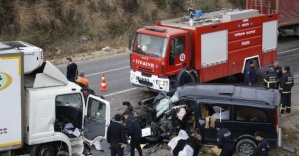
[47,47,127,65]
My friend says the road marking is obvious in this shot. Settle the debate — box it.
[86,66,130,77]
[295,74,299,78]
[278,47,299,55]
[104,88,137,97]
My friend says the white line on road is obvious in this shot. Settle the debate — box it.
[85,66,130,77]
[278,47,299,55]
[104,88,137,97]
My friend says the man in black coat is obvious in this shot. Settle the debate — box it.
[244,60,257,85]
[123,111,143,156]
[216,122,235,156]
[179,66,193,86]
[263,67,278,89]
[279,66,294,114]
[107,114,128,156]
[267,60,282,80]
[255,131,269,156]
[66,57,78,82]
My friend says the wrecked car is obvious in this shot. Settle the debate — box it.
[139,84,281,156]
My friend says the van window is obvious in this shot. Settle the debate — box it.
[235,106,268,122]
[200,104,231,120]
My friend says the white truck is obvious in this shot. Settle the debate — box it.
[0,41,110,156]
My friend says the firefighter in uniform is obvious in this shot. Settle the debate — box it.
[279,66,294,114]
[270,60,282,80]
[263,67,278,89]
[215,122,235,156]
[255,131,270,156]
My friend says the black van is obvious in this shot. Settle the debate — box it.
[157,84,280,155]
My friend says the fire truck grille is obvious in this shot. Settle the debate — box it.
[138,66,154,74]
[138,79,153,86]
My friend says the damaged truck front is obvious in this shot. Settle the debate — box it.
[142,84,281,156]
[0,41,110,156]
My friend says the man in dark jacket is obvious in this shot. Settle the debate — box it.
[244,60,257,85]
[216,122,235,156]
[123,111,143,156]
[263,67,278,89]
[66,57,78,82]
[107,114,128,156]
[255,131,269,156]
[267,60,282,80]
[179,66,193,86]
[279,66,294,114]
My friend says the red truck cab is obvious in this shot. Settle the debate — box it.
[130,26,190,92]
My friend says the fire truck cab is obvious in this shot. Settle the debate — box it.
[130,9,278,92]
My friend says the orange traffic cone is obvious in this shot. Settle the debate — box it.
[99,73,108,91]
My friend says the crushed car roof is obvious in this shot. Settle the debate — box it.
[175,84,280,107]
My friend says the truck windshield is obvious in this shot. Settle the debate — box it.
[133,33,168,58]
[56,93,83,109]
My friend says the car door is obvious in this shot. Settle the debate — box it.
[84,94,110,145]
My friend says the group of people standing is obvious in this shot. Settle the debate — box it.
[244,60,294,114]
[107,111,143,156]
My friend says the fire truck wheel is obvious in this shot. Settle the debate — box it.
[30,143,57,156]
[236,138,257,156]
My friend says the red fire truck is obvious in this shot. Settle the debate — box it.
[129,9,278,92]
[247,0,299,36]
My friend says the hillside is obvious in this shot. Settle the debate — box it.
[0,0,243,59]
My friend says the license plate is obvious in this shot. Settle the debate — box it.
[142,127,151,137]
[138,77,149,82]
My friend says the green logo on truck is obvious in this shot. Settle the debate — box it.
[0,72,12,91]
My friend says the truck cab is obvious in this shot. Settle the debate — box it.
[0,41,110,156]
[130,26,190,92]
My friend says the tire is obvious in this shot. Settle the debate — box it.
[144,125,161,142]
[30,143,57,156]
[236,139,257,156]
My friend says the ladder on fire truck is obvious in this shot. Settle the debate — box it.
[185,9,240,21]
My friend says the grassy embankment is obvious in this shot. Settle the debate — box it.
[0,0,233,59]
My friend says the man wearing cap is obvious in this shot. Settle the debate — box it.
[107,114,128,156]
[215,122,235,156]
[244,60,257,86]
[123,111,143,156]
[76,72,89,87]
[255,131,269,156]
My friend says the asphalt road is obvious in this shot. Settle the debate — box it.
[57,35,299,155]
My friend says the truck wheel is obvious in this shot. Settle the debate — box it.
[30,143,57,156]
[236,139,257,156]
[144,125,161,142]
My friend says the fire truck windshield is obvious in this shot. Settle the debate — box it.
[133,33,168,58]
